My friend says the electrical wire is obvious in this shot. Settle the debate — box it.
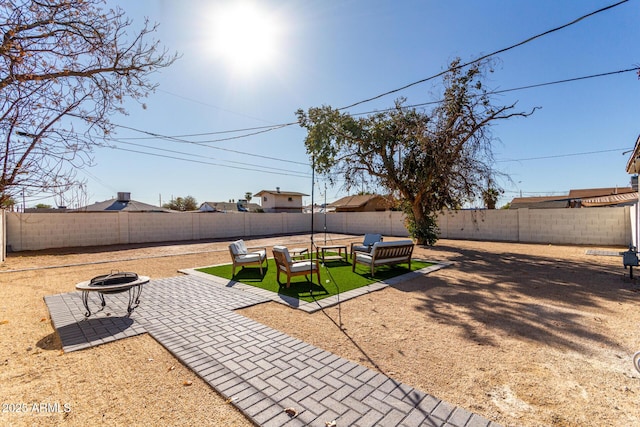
[492,67,640,95]
[107,146,312,178]
[156,88,283,125]
[350,67,640,116]
[112,122,297,145]
[113,65,639,149]
[112,139,311,176]
[115,123,297,139]
[339,0,630,110]
[102,65,639,174]
[496,147,631,163]
[108,123,309,166]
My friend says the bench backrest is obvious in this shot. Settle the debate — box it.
[371,240,414,259]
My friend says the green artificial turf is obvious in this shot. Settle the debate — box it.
[196,257,433,303]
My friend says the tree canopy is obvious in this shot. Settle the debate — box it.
[163,195,198,212]
[297,59,534,244]
[0,0,177,208]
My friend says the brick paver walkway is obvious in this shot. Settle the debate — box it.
[45,275,498,427]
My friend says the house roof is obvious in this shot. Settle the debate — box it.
[581,192,638,207]
[509,196,569,209]
[626,134,640,174]
[77,198,174,212]
[200,201,261,212]
[329,194,385,208]
[509,187,637,209]
[567,187,634,199]
[254,190,309,197]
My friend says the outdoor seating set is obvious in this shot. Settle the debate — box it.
[228,234,415,288]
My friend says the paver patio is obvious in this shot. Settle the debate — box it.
[45,272,498,426]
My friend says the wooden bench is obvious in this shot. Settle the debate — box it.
[352,240,414,277]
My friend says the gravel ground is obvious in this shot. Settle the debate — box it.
[1,235,639,426]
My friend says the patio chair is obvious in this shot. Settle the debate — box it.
[228,240,267,277]
[350,233,383,260]
[272,245,320,288]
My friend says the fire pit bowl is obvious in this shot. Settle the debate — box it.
[76,272,149,317]
[89,272,140,294]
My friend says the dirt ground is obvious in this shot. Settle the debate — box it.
[1,234,639,427]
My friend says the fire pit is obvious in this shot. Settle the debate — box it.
[75,272,149,317]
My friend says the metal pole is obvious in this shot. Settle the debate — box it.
[310,154,315,292]
[324,182,327,245]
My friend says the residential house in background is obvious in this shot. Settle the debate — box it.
[509,187,637,209]
[254,188,308,213]
[76,192,174,212]
[329,194,391,212]
[198,200,261,213]
[625,134,640,247]
[568,187,637,207]
[508,195,571,209]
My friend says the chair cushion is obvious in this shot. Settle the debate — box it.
[236,253,262,263]
[371,240,413,249]
[273,245,292,264]
[354,253,373,264]
[362,234,383,246]
[352,244,372,253]
[373,256,410,265]
[229,240,248,255]
[289,261,317,273]
[254,249,267,260]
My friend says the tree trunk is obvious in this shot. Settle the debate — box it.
[412,202,427,245]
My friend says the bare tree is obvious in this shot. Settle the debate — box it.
[297,59,535,245]
[0,0,177,206]
[54,181,89,209]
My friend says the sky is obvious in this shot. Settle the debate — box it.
[34,0,640,209]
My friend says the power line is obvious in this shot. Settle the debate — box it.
[107,146,312,179]
[108,124,309,166]
[496,147,630,163]
[112,122,297,144]
[104,64,637,177]
[116,123,297,139]
[492,67,640,95]
[112,139,311,176]
[121,65,639,146]
[351,67,640,116]
[107,64,639,169]
[156,88,282,125]
[339,0,630,110]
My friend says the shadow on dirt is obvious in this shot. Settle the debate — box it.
[392,242,640,354]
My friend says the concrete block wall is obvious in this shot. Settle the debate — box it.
[127,212,194,244]
[2,207,632,252]
[5,212,327,251]
[6,212,123,251]
[0,210,5,262]
[436,207,630,246]
[438,210,519,241]
[201,213,246,239]
[517,207,631,245]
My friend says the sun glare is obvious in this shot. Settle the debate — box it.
[210,2,283,75]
